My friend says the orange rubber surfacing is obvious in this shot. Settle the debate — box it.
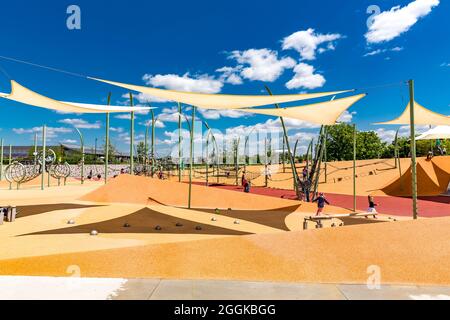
[2,217,450,286]
[80,174,349,214]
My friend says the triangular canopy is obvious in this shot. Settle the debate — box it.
[88,77,352,110]
[375,101,450,126]
[0,80,153,114]
[416,126,450,140]
[237,94,366,125]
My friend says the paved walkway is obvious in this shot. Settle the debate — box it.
[1,277,449,300]
[195,183,450,217]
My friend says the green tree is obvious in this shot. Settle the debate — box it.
[356,131,385,160]
[325,123,354,161]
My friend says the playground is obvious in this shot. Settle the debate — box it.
[0,152,449,287]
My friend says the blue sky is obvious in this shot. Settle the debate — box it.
[0,0,448,155]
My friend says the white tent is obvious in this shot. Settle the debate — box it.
[416,126,450,140]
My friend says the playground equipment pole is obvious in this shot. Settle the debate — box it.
[235,138,240,186]
[75,127,84,185]
[353,123,357,212]
[105,93,111,184]
[34,133,38,166]
[8,144,12,190]
[188,106,196,209]
[394,128,399,169]
[324,131,328,183]
[264,138,268,187]
[408,79,418,220]
[0,138,3,181]
[265,86,299,196]
[129,93,135,175]
[178,102,182,182]
[151,110,155,177]
[206,131,209,186]
[41,125,46,190]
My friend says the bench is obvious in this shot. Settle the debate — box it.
[303,212,378,230]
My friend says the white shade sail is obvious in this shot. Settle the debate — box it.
[375,101,450,126]
[237,94,366,125]
[88,77,352,110]
[416,126,450,140]
[0,80,153,114]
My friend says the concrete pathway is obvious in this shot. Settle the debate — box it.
[1,276,450,300]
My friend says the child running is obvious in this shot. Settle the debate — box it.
[367,195,378,213]
[312,192,330,216]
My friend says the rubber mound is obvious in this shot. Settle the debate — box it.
[382,156,450,196]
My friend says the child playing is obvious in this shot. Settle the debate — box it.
[312,192,330,216]
[367,195,378,213]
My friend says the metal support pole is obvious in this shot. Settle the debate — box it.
[0,138,3,181]
[353,123,357,212]
[324,131,328,184]
[105,93,111,184]
[264,138,268,187]
[235,138,240,186]
[9,144,12,190]
[178,102,182,182]
[206,132,209,186]
[34,133,38,166]
[408,79,418,220]
[41,125,46,190]
[151,110,155,177]
[129,93,135,175]
[188,106,196,209]
[75,127,84,185]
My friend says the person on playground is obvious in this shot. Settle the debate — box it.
[242,176,250,193]
[241,171,246,186]
[302,166,308,181]
[367,195,378,213]
[312,192,329,216]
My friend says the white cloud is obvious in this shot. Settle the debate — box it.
[110,127,124,133]
[285,63,325,90]
[139,119,165,128]
[13,127,72,139]
[216,66,243,85]
[122,92,168,104]
[60,139,77,144]
[228,49,296,82]
[282,28,343,60]
[197,108,250,120]
[115,114,132,120]
[58,118,101,129]
[363,47,404,57]
[375,125,431,143]
[156,106,190,123]
[143,73,223,93]
[365,0,440,44]
[440,62,450,67]
[337,111,356,123]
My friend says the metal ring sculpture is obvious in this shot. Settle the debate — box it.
[49,162,71,180]
[5,162,26,183]
[37,149,57,167]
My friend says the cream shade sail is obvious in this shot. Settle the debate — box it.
[88,77,352,109]
[237,94,366,125]
[416,126,450,140]
[0,80,152,114]
[375,101,450,126]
